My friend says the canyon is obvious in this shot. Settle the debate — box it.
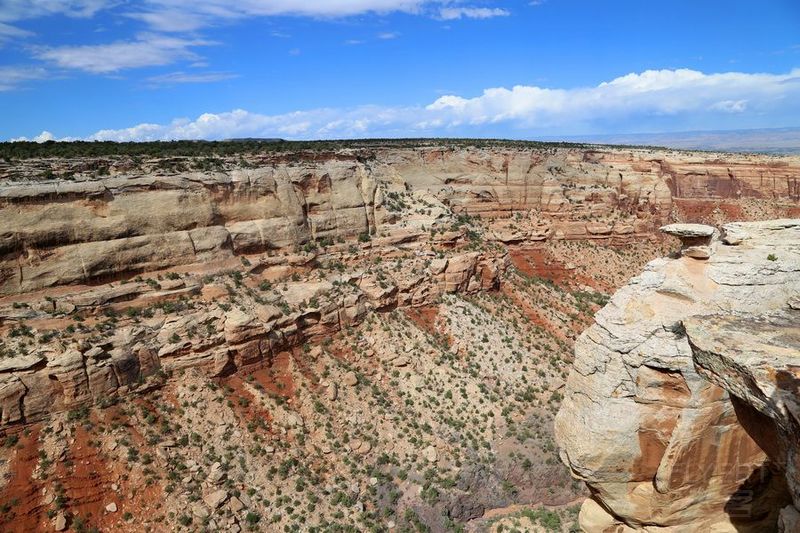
[0,141,798,532]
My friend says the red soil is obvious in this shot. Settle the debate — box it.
[500,285,571,342]
[403,305,441,337]
[509,247,598,290]
[54,424,122,531]
[0,426,46,533]
[220,351,301,434]
[245,351,296,399]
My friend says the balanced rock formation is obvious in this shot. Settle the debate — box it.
[555,219,800,531]
[660,223,716,259]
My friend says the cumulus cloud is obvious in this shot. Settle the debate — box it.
[35,33,215,73]
[85,107,416,141]
[22,68,800,141]
[438,6,510,20]
[10,130,56,142]
[426,68,800,126]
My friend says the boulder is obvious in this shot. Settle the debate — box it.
[54,512,67,531]
[343,371,358,387]
[660,223,715,238]
[203,489,229,510]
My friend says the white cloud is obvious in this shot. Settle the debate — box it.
[145,70,238,87]
[35,33,215,73]
[378,31,399,39]
[0,65,48,90]
[426,68,800,126]
[22,68,800,141]
[711,99,748,113]
[10,130,56,142]
[0,0,114,22]
[438,7,509,20]
[84,107,412,141]
[125,0,440,31]
[125,10,208,33]
[1,1,508,39]
[0,21,32,40]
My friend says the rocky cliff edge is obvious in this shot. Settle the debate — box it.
[555,219,800,531]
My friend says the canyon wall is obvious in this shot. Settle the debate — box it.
[0,246,504,427]
[555,220,800,531]
[1,146,799,295]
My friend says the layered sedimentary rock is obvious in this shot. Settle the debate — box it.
[1,146,798,295]
[0,167,377,294]
[0,248,504,427]
[555,219,800,531]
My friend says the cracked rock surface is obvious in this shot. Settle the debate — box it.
[556,219,800,531]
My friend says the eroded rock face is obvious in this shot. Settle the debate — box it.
[687,308,800,531]
[0,249,505,426]
[2,146,799,295]
[555,219,800,531]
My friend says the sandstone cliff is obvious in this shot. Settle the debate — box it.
[2,145,798,295]
[0,247,504,427]
[556,219,800,531]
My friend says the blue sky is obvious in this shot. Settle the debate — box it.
[1,0,799,141]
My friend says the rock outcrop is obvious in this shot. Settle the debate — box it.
[687,299,800,530]
[660,223,715,259]
[0,248,504,427]
[555,219,800,531]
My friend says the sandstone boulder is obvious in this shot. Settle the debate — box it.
[660,223,716,259]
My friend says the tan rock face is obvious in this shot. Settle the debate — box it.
[687,308,800,531]
[555,219,800,531]
[2,146,798,295]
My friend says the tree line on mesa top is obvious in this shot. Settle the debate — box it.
[0,138,675,160]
